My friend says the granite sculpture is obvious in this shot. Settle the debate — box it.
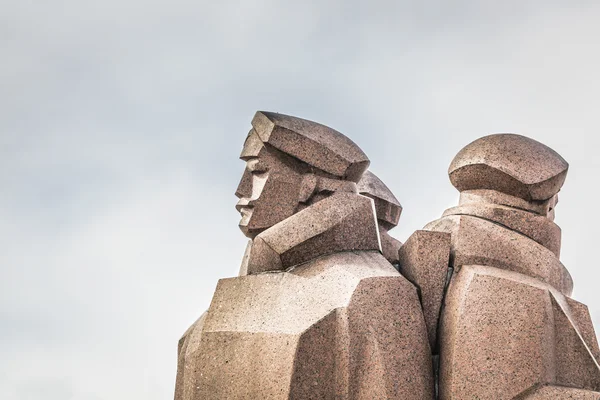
[416,134,600,399]
[175,114,600,400]
[174,112,434,399]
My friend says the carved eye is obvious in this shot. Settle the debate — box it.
[247,159,268,175]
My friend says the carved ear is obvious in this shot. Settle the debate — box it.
[316,177,358,195]
[299,174,317,203]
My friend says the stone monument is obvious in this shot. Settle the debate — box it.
[417,134,600,399]
[175,114,600,400]
[174,112,433,399]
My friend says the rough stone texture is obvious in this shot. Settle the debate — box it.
[238,240,252,276]
[552,295,600,390]
[176,111,435,399]
[439,265,600,400]
[245,192,381,274]
[251,111,370,182]
[425,214,572,296]
[379,228,402,265]
[459,189,557,218]
[236,113,368,239]
[178,116,600,399]
[443,202,562,256]
[449,134,569,201]
[177,252,434,399]
[175,312,207,400]
[567,297,600,365]
[418,132,599,399]
[439,266,554,400]
[515,385,600,399]
[357,170,402,229]
[356,170,403,264]
[397,230,451,351]
[235,136,311,238]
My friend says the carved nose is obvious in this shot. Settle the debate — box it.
[235,198,252,213]
[235,168,252,199]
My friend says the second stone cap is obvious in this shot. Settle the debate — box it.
[448,134,569,201]
[357,170,402,230]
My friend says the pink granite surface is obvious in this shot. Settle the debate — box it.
[176,115,600,400]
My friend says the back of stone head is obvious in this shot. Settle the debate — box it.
[357,170,402,231]
[357,170,403,265]
[449,134,568,214]
[235,111,370,238]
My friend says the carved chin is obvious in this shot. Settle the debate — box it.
[238,223,250,237]
[238,215,256,239]
[238,206,254,234]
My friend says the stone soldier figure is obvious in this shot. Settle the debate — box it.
[174,112,434,399]
[400,134,600,399]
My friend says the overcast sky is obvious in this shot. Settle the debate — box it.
[2,1,600,399]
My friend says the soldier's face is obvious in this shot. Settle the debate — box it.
[235,140,305,238]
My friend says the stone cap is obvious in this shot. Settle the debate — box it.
[357,170,402,230]
[250,111,370,182]
[449,134,569,201]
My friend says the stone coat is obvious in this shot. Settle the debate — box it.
[174,194,434,400]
